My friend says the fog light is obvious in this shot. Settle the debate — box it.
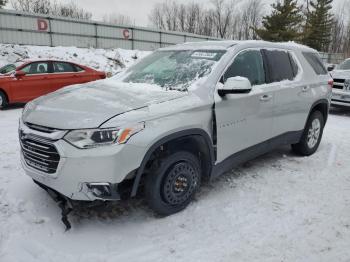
[87,183,112,197]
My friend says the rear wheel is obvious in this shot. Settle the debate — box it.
[145,151,201,216]
[292,110,324,156]
[0,91,8,109]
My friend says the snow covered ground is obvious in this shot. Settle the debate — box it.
[1,106,350,261]
[0,44,150,75]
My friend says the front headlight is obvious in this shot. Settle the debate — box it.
[64,123,145,149]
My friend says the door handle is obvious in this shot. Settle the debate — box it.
[260,94,272,102]
[302,86,311,92]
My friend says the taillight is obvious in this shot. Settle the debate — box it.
[328,79,334,88]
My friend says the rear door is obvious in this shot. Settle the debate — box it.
[11,61,51,102]
[262,49,310,136]
[215,49,275,163]
[50,62,83,92]
[264,50,328,137]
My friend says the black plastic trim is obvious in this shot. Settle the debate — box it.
[211,130,303,179]
[308,99,330,124]
[131,129,215,197]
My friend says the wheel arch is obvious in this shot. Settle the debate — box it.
[307,99,329,126]
[0,88,9,104]
[130,129,215,197]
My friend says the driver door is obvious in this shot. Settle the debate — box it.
[215,49,275,163]
[11,61,51,102]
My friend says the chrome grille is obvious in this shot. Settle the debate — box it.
[20,130,60,174]
[333,79,346,90]
[25,122,60,134]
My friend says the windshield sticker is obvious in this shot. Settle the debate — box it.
[191,52,217,59]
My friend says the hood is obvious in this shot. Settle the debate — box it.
[22,80,186,129]
[331,70,350,80]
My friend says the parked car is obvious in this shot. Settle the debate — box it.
[0,60,106,108]
[330,58,350,107]
[19,41,332,217]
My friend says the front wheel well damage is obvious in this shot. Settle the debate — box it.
[131,134,214,197]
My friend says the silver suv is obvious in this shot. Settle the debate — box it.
[20,41,332,216]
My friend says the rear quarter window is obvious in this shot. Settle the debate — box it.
[263,50,295,83]
[302,52,327,75]
[74,65,85,72]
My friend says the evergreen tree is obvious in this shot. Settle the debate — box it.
[256,0,304,42]
[302,0,334,52]
[0,0,7,9]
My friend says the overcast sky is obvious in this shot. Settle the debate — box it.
[6,0,347,27]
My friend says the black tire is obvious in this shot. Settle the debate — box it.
[292,110,324,156]
[145,151,201,216]
[0,91,8,109]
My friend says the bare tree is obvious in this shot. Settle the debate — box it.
[211,0,233,38]
[11,0,92,20]
[148,0,266,39]
[241,0,264,40]
[329,0,350,55]
[103,13,133,26]
[11,0,32,11]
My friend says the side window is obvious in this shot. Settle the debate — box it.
[53,62,76,73]
[21,62,49,75]
[264,50,294,82]
[74,65,84,72]
[224,50,265,86]
[289,53,299,77]
[302,52,327,75]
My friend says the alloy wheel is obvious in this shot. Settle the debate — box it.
[307,118,321,149]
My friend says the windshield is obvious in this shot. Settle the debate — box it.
[121,50,225,91]
[0,64,16,74]
[338,59,350,70]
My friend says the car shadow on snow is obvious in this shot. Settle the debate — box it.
[329,106,350,117]
[2,103,24,111]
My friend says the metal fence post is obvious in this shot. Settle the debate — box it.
[131,28,134,50]
[159,31,162,47]
[94,23,98,48]
[48,17,53,47]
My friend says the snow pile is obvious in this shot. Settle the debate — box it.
[0,44,151,75]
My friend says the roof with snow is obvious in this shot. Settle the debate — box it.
[161,40,317,52]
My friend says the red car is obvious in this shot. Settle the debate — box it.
[0,60,106,107]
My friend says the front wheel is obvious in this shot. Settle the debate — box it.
[145,151,201,216]
[292,110,324,156]
[0,91,8,109]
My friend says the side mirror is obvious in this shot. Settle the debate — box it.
[218,76,252,96]
[327,65,335,72]
[15,70,26,78]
